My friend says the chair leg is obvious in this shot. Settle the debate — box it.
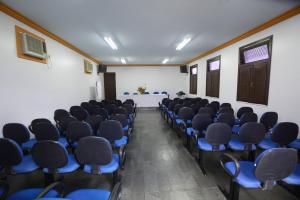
[113,170,120,186]
[198,150,207,176]
[229,179,240,200]
[248,150,256,161]
[44,173,55,186]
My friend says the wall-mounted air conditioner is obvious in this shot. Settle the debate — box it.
[21,32,47,59]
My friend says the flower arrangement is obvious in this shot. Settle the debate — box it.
[137,86,146,94]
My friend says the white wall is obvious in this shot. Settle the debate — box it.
[187,14,300,127]
[0,12,104,131]
[107,66,188,98]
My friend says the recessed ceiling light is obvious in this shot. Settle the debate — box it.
[162,58,169,64]
[121,57,126,64]
[176,37,191,51]
[104,37,118,50]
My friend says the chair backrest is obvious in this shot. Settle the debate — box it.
[32,141,68,174]
[92,108,109,120]
[210,101,220,111]
[174,104,184,115]
[133,92,138,95]
[240,112,258,126]
[237,107,253,119]
[113,100,123,106]
[123,103,134,115]
[69,106,82,114]
[104,104,118,115]
[89,100,98,105]
[183,101,192,107]
[54,109,69,123]
[167,101,176,111]
[199,99,209,107]
[218,107,234,115]
[97,120,123,142]
[178,107,194,121]
[260,112,278,131]
[58,116,78,133]
[198,107,214,118]
[124,99,134,106]
[162,91,167,95]
[85,115,104,134]
[206,123,232,151]
[191,104,202,114]
[123,92,130,95]
[67,121,93,143]
[206,104,218,114]
[96,102,104,108]
[71,108,89,121]
[34,122,60,141]
[29,118,52,133]
[271,122,299,146]
[153,92,159,94]
[113,106,128,116]
[192,114,212,132]
[0,138,23,169]
[238,122,266,150]
[216,113,235,127]
[254,148,297,189]
[144,92,150,94]
[75,136,113,174]
[220,103,231,108]
[111,114,129,127]
[3,123,30,145]
[81,102,93,114]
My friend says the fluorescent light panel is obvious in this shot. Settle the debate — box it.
[176,37,191,51]
[104,37,118,50]
[121,57,126,64]
[162,58,169,64]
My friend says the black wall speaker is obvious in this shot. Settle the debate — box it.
[180,65,188,73]
[98,64,107,73]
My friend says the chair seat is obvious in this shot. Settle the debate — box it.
[83,153,119,174]
[7,188,59,200]
[123,125,129,132]
[114,136,128,147]
[288,139,300,149]
[58,138,69,148]
[175,119,192,125]
[186,127,193,136]
[282,163,300,185]
[197,138,226,151]
[43,154,80,174]
[258,139,278,150]
[228,138,256,151]
[231,125,240,134]
[22,139,37,150]
[13,155,39,173]
[65,189,110,200]
[225,161,261,188]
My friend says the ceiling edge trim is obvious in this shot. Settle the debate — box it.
[106,64,183,67]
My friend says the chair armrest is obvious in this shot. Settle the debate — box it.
[108,182,122,200]
[0,180,9,200]
[35,181,64,199]
[220,153,240,178]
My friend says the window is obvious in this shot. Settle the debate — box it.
[237,36,273,105]
[190,64,198,94]
[206,56,221,97]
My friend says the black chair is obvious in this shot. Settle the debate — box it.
[92,107,109,120]
[171,104,184,128]
[199,99,209,107]
[198,107,214,118]
[218,107,234,115]
[206,104,218,115]
[176,107,194,148]
[123,103,135,125]
[186,114,212,139]
[29,118,52,134]
[71,108,89,121]
[197,123,232,175]
[66,121,93,148]
[228,122,265,161]
[236,107,253,124]
[220,148,297,200]
[85,115,104,135]
[260,112,278,132]
[97,120,126,169]
[190,104,202,114]
[3,123,36,150]
[153,91,159,94]
[162,91,168,95]
[32,141,80,185]
[104,104,118,116]
[57,116,78,136]
[89,100,98,105]
[54,109,69,124]
[216,113,235,128]
[81,102,93,114]
[34,122,68,147]
[70,106,82,114]
[111,114,130,137]
[210,101,220,112]
[75,136,120,185]
[220,103,232,108]
[232,113,258,134]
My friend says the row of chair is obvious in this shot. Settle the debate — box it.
[0,98,136,200]
[159,97,300,200]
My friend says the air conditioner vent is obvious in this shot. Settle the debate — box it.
[21,33,47,59]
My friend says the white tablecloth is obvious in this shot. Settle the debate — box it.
[119,94,168,107]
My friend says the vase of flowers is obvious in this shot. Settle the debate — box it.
[137,86,146,94]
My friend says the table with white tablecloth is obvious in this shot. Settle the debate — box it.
[119,94,168,107]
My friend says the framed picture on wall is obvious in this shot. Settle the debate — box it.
[84,59,93,74]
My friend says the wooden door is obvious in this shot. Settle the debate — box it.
[237,65,252,102]
[251,62,269,104]
[104,73,116,101]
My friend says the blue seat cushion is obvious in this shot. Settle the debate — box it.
[175,119,192,125]
[43,154,79,174]
[58,138,68,147]
[228,138,256,151]
[83,153,119,174]
[22,139,37,150]
[283,163,300,185]
[225,161,261,188]
[13,155,39,173]
[288,139,300,149]
[197,138,226,151]
[7,188,59,200]
[258,139,278,150]
[186,127,193,136]
[65,189,110,200]
[114,136,128,147]
[232,125,240,134]
[123,125,129,132]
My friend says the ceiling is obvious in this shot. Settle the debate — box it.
[3,0,299,64]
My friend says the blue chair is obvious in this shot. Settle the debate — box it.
[258,122,298,150]
[228,122,265,161]
[85,115,104,135]
[32,141,80,185]
[97,120,126,170]
[209,101,220,113]
[29,118,52,135]
[220,103,232,108]
[123,103,135,126]
[153,91,159,94]
[217,107,234,115]
[260,112,278,132]
[92,108,109,120]
[161,91,168,95]
[56,116,78,136]
[232,112,258,134]
[89,100,98,105]
[220,148,298,200]
[171,104,184,129]
[144,92,150,94]
[215,113,235,127]
[235,107,253,125]
[66,121,93,148]
[34,122,69,148]
[190,104,202,115]
[198,107,214,119]
[70,108,89,121]
[54,109,70,124]
[104,104,117,116]
[3,123,36,151]
[199,99,209,107]
[133,92,138,95]
[176,107,194,150]
[197,123,232,175]
[282,163,300,186]
[75,136,120,186]
[0,138,39,175]
[111,114,130,139]
[186,114,212,140]
[123,92,130,95]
